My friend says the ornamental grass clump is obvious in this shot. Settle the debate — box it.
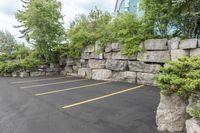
[155,57,200,98]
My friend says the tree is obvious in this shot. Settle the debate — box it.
[16,0,65,63]
[0,30,17,53]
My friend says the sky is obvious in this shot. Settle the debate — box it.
[0,0,116,43]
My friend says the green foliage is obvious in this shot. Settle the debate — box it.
[66,8,112,58]
[20,57,43,71]
[155,57,200,98]
[0,30,17,53]
[16,0,66,63]
[140,0,200,38]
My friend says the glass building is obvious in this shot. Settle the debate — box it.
[114,0,141,16]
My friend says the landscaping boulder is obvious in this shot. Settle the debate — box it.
[81,52,90,59]
[186,118,200,133]
[105,44,112,53]
[78,68,92,79]
[137,72,156,85]
[89,52,104,59]
[179,39,198,49]
[111,42,122,52]
[92,69,112,81]
[12,72,19,77]
[198,39,200,47]
[106,60,128,71]
[88,59,106,69]
[168,37,180,50]
[171,49,189,61]
[112,71,136,83]
[190,48,200,57]
[156,94,189,133]
[144,39,168,51]
[104,52,112,59]
[128,61,161,73]
[19,72,29,78]
[30,71,45,77]
[186,93,200,117]
[138,51,170,63]
[111,52,137,60]
[45,71,58,76]
[64,66,73,73]
[84,45,95,53]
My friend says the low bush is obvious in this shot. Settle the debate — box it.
[155,57,200,98]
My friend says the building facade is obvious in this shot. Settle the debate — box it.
[114,0,140,16]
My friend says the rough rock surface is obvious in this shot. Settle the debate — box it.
[92,69,112,80]
[88,59,106,69]
[198,39,200,47]
[30,71,45,77]
[168,37,180,50]
[19,72,29,78]
[12,72,19,77]
[78,68,92,79]
[171,49,189,61]
[186,118,200,133]
[138,51,170,63]
[111,43,122,52]
[46,71,58,76]
[144,39,168,50]
[106,60,128,71]
[84,45,95,53]
[128,61,161,73]
[179,39,197,49]
[137,72,156,85]
[104,52,112,59]
[81,52,90,59]
[111,52,137,60]
[186,93,200,117]
[64,66,73,73]
[89,52,104,59]
[112,71,136,83]
[156,94,189,133]
[190,48,200,57]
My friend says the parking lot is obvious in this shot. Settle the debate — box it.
[0,76,160,133]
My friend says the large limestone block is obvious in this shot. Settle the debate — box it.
[46,71,58,76]
[198,39,200,47]
[112,52,137,60]
[112,71,136,83]
[171,49,189,61]
[105,44,112,53]
[144,39,168,51]
[64,66,73,73]
[65,58,76,66]
[92,69,112,80]
[186,118,200,133]
[88,59,106,69]
[84,45,95,53]
[89,52,104,59]
[30,71,45,77]
[190,48,200,57]
[186,93,200,117]
[156,94,189,133]
[78,68,92,79]
[19,72,29,78]
[138,51,171,63]
[12,72,19,77]
[168,37,180,50]
[104,52,112,59]
[137,72,156,85]
[106,60,128,71]
[81,52,90,59]
[179,39,198,49]
[105,43,122,52]
[128,61,161,73]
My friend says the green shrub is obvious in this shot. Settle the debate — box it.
[155,57,200,98]
[19,57,43,71]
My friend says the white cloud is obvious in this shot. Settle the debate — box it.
[0,0,116,42]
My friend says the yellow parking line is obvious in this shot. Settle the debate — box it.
[35,81,112,96]
[62,85,144,109]
[11,76,72,84]
[20,79,87,89]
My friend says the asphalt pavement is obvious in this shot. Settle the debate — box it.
[0,76,160,133]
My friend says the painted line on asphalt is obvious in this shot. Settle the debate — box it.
[62,85,144,109]
[35,81,112,96]
[20,79,87,89]
[11,76,72,84]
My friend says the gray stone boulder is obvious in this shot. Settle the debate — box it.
[72,66,78,72]
[38,65,48,69]
[92,69,112,81]
[89,52,104,59]
[65,58,76,66]
[171,49,189,61]
[12,72,19,77]
[198,39,200,47]
[46,71,58,76]
[88,59,106,69]
[112,52,137,60]
[186,93,200,117]
[64,66,73,73]
[144,39,168,51]
[128,61,161,73]
[179,39,198,49]
[138,51,171,63]
[104,52,112,59]
[112,71,136,83]
[168,37,180,50]
[19,72,30,78]
[84,45,95,53]
[106,60,128,71]
[105,43,112,53]
[81,52,90,59]
[105,43,122,52]
[60,70,67,76]
[137,72,156,85]
[78,68,92,79]
[186,118,200,133]
[30,71,45,77]
[190,48,200,57]
[156,94,189,133]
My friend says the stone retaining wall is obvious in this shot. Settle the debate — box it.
[63,38,200,85]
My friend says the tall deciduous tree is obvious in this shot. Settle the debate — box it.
[0,30,17,54]
[16,0,65,63]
